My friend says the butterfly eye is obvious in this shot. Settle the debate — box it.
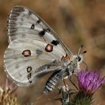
[78,56,81,62]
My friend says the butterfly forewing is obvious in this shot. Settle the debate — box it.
[4,5,72,86]
[7,6,69,54]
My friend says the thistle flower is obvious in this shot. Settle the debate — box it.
[72,68,105,105]
[77,68,105,95]
[0,79,20,105]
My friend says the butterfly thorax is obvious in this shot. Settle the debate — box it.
[44,54,83,93]
[63,54,83,76]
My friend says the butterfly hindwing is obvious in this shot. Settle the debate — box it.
[4,38,66,86]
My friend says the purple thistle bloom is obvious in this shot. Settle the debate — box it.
[77,68,105,95]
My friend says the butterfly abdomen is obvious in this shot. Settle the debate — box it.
[44,69,68,93]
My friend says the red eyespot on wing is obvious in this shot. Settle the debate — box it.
[65,55,70,60]
[22,50,31,57]
[45,44,53,52]
[61,55,70,61]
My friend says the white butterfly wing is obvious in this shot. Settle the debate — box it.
[4,5,72,86]
[4,39,64,86]
[7,5,72,55]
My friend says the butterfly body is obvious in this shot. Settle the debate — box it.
[4,5,83,93]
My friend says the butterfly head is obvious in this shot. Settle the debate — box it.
[76,45,84,63]
[76,54,83,64]
[77,45,86,63]
[67,45,86,75]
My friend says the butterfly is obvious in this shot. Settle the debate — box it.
[4,5,85,94]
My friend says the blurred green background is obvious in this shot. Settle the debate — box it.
[0,0,105,105]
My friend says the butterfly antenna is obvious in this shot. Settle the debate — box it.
[69,76,78,90]
[78,45,83,56]
[82,50,87,54]
[82,50,87,67]
[82,61,88,67]
[63,79,69,92]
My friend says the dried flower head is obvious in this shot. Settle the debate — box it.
[77,68,105,95]
[0,79,20,105]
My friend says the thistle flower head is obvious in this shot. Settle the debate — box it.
[77,68,105,95]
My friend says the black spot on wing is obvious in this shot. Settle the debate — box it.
[29,81,32,84]
[26,65,33,84]
[27,73,32,79]
[28,11,32,15]
[39,29,46,36]
[39,29,50,37]
[36,49,43,55]
[31,19,41,29]
[31,24,35,29]
[27,66,32,72]
[51,40,59,46]
[37,19,41,24]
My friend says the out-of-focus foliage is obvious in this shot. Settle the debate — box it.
[0,0,105,105]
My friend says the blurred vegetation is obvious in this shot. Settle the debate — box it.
[0,0,105,105]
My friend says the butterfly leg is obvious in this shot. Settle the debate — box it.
[69,76,78,90]
[63,79,70,93]
[63,79,66,86]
